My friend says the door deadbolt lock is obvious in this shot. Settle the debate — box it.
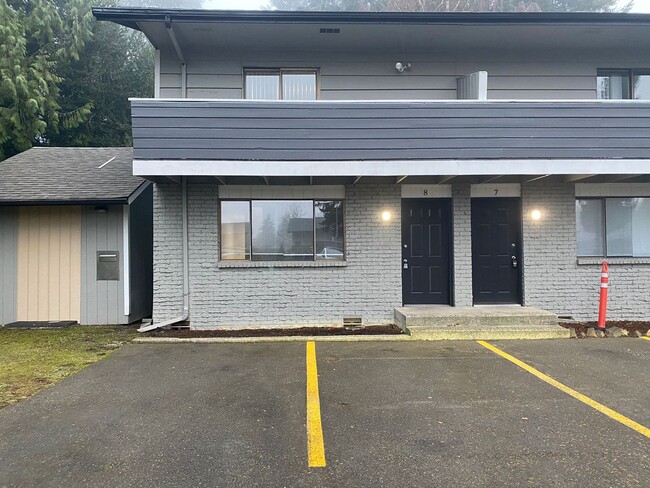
[512,256,518,269]
[403,259,409,270]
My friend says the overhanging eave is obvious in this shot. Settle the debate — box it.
[133,159,650,178]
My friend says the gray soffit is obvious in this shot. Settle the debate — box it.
[0,147,143,205]
[93,8,650,53]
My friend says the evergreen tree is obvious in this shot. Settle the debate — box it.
[268,0,629,12]
[0,0,94,160]
[46,19,154,147]
[119,0,205,7]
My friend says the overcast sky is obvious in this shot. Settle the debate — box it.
[203,0,650,12]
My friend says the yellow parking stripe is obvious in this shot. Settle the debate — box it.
[477,341,650,439]
[641,337,650,341]
[306,341,326,467]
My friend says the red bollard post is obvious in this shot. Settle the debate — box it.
[598,261,609,330]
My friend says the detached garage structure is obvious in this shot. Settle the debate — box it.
[0,147,153,326]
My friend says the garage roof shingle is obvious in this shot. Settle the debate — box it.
[0,147,142,205]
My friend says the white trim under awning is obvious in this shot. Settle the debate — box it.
[576,183,650,197]
[133,159,650,178]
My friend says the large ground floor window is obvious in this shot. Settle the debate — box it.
[576,198,650,257]
[220,200,344,261]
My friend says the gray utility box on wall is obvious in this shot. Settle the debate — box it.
[97,251,119,281]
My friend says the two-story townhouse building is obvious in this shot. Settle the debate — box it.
[94,7,650,330]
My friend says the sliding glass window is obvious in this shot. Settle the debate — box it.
[576,198,650,257]
[597,69,650,100]
[244,69,318,100]
[220,200,345,261]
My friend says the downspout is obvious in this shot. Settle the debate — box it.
[138,177,189,332]
[164,15,187,98]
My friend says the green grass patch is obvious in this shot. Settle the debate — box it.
[0,326,138,410]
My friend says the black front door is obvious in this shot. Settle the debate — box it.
[402,199,451,305]
[471,198,522,305]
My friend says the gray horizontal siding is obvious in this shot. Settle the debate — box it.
[0,207,17,325]
[81,205,127,325]
[131,100,650,161]
[158,49,650,101]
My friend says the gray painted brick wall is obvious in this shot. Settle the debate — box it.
[180,182,401,328]
[452,183,473,307]
[152,180,650,327]
[522,181,650,321]
[152,183,184,322]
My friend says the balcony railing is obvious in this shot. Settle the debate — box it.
[131,99,650,165]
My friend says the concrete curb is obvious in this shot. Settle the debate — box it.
[133,335,413,344]
[133,327,572,343]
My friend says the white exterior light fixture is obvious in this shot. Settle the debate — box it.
[395,62,412,73]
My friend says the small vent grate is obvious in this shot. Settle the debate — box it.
[320,28,341,34]
[343,317,363,327]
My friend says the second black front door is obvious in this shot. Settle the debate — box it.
[471,198,522,305]
[402,199,451,305]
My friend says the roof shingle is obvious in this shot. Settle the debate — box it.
[0,147,142,204]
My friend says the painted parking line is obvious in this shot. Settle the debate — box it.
[641,337,650,342]
[306,341,326,468]
[477,341,650,439]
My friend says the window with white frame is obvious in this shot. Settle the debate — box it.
[244,69,318,100]
[576,198,650,257]
[597,69,650,100]
[220,200,344,261]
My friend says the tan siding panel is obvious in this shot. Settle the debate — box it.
[17,207,81,322]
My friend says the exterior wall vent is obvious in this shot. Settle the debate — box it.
[320,28,341,34]
[343,316,363,326]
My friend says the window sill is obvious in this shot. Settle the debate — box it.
[577,257,650,266]
[218,260,348,269]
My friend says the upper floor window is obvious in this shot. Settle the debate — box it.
[597,69,650,100]
[244,69,318,100]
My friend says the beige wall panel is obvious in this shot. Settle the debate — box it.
[17,207,81,322]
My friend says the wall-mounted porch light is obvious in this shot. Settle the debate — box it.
[381,210,392,222]
[395,62,412,73]
[530,209,543,221]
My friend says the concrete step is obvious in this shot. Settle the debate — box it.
[394,306,568,341]
[395,306,559,330]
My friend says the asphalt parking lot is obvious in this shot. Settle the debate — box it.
[0,340,648,487]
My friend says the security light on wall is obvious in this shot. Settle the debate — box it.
[395,62,412,73]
